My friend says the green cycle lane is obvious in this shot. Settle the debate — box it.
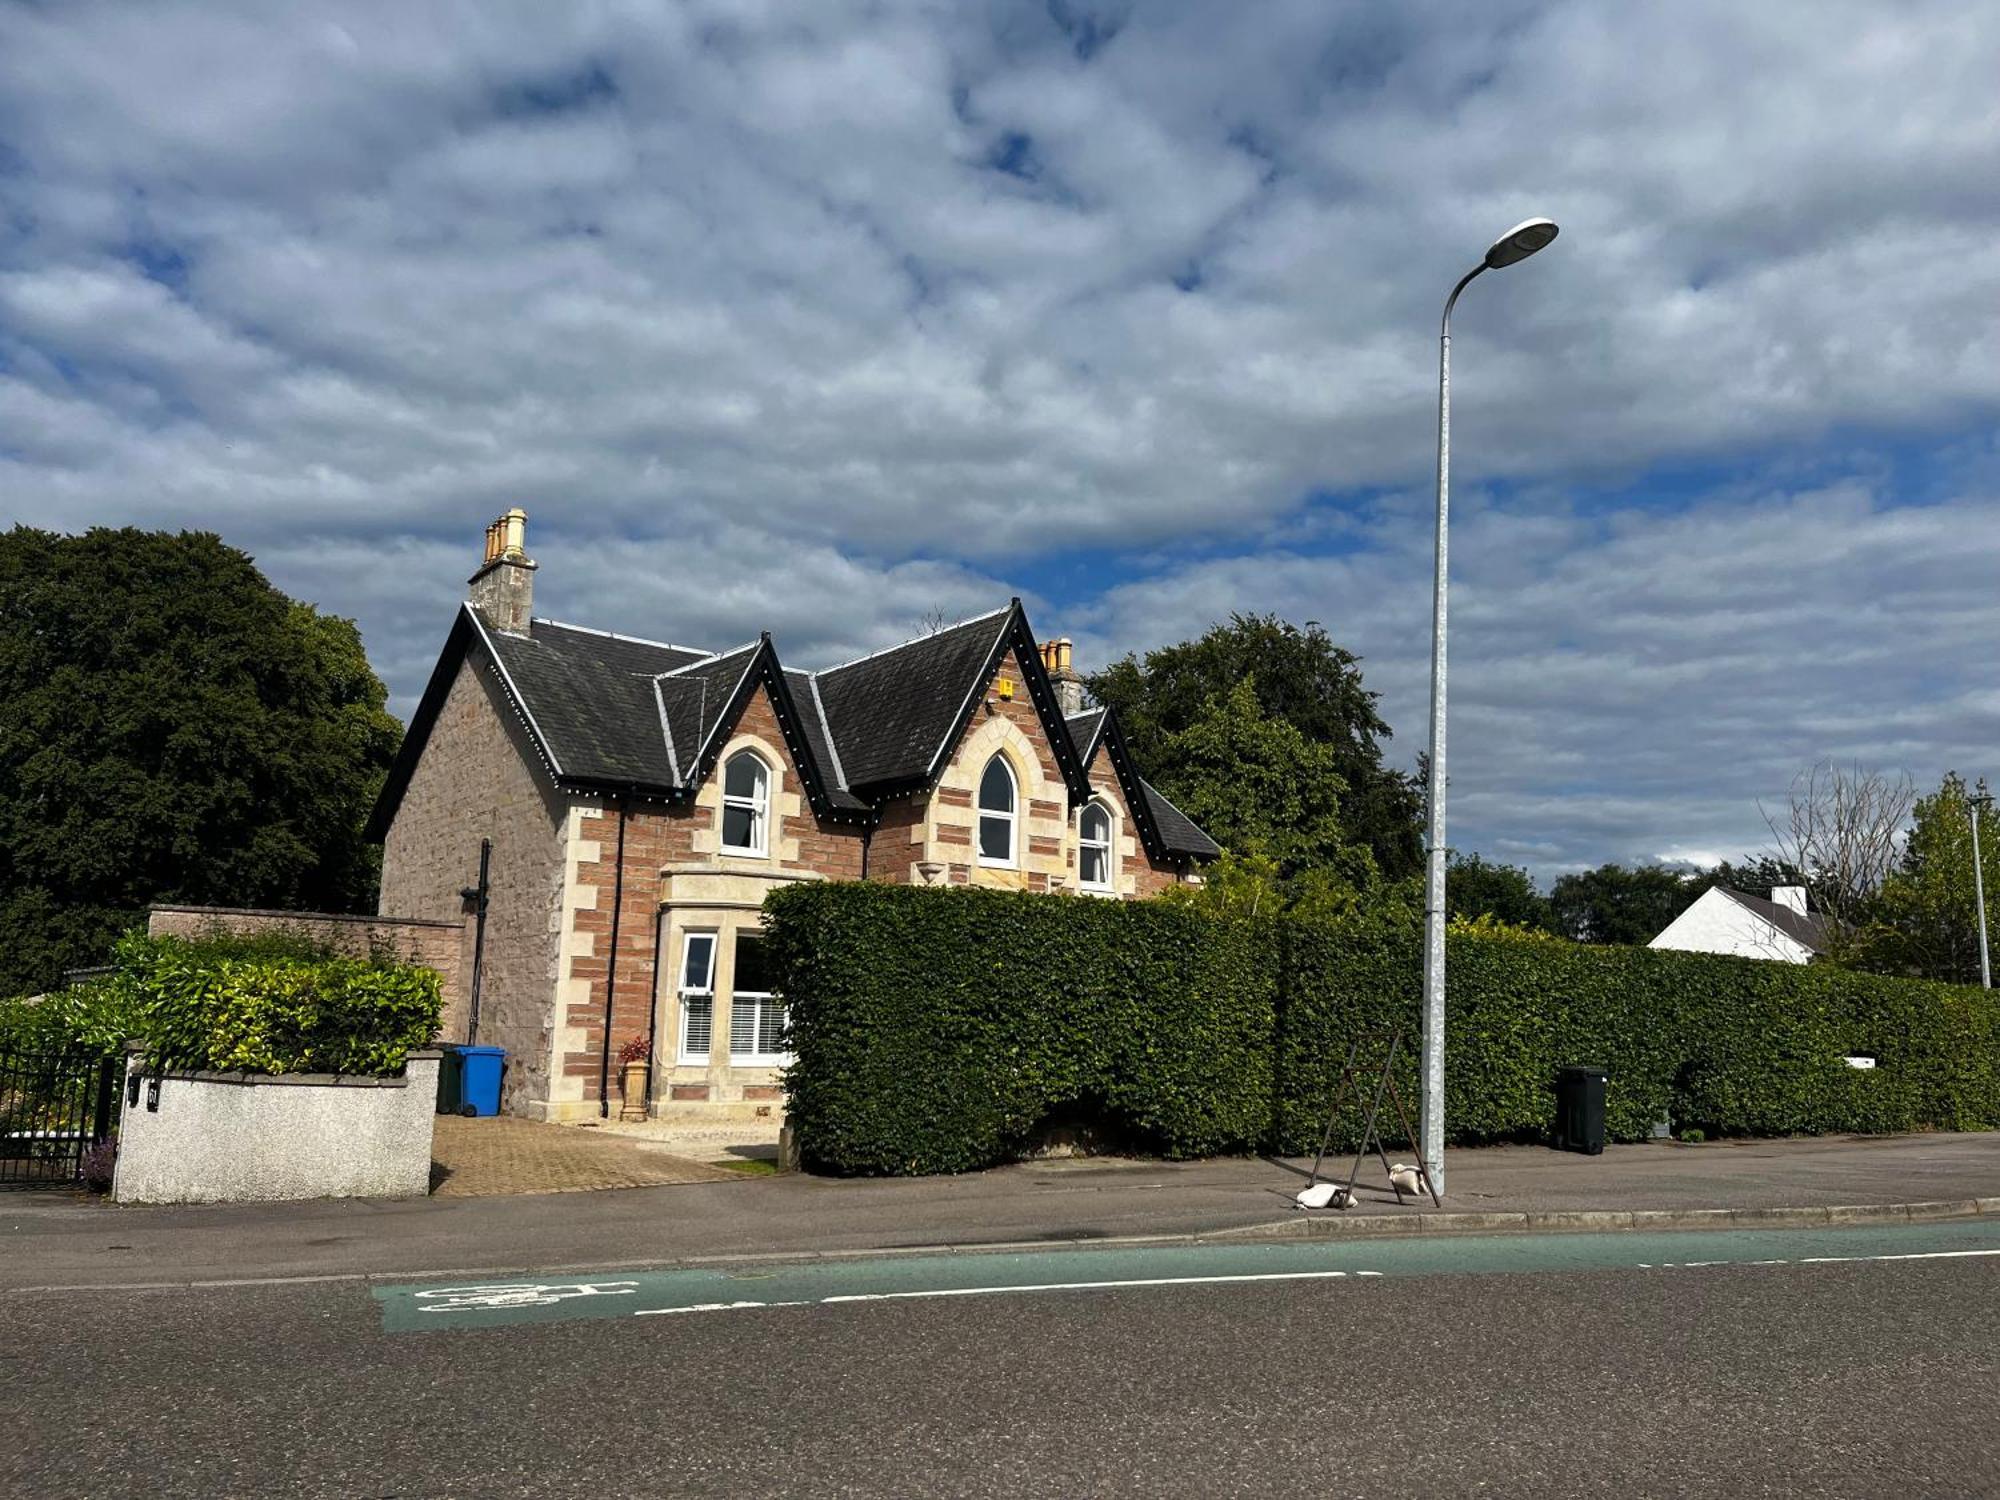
[373,1217,2000,1333]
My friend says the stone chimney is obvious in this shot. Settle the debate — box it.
[1770,885,1808,915]
[1039,637,1085,716]
[468,508,536,635]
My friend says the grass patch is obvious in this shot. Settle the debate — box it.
[719,1157,781,1175]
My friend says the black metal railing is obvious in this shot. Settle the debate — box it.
[0,1049,119,1187]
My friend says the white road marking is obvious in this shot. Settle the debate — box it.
[1643,1248,2000,1270]
[1799,1249,2000,1264]
[621,1268,1387,1318]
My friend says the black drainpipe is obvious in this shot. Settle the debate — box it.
[459,838,492,1045]
[597,798,631,1119]
[860,821,873,880]
[644,904,667,1112]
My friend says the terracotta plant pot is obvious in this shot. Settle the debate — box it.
[619,1059,650,1121]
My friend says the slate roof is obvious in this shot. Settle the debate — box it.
[482,616,703,788]
[1718,888,1831,953]
[369,598,1216,861]
[1138,781,1224,861]
[814,607,1013,789]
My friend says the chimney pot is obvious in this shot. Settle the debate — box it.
[469,508,537,635]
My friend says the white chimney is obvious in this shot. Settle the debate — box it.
[1770,886,1808,915]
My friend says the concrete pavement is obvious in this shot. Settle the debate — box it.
[5,1131,1997,1290]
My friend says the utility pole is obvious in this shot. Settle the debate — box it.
[1421,217,1560,1196]
[1971,790,1992,990]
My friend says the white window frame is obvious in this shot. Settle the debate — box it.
[976,753,1018,868]
[720,750,770,857]
[676,930,718,1065]
[727,932,790,1066]
[1079,801,1115,892]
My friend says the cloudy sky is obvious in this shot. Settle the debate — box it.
[3,1,1997,879]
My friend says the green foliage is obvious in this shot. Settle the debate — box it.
[0,931,440,1076]
[1149,679,1379,885]
[0,527,403,995]
[765,882,1275,1175]
[1447,854,1554,931]
[1085,614,1422,879]
[1856,772,1998,985]
[1548,862,1702,945]
[769,884,2000,1176]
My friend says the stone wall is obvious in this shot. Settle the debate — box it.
[113,1049,439,1205]
[376,654,568,1114]
[146,904,467,1025]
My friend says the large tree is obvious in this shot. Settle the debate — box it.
[1447,853,1553,931]
[0,528,401,994]
[1857,772,1997,984]
[1548,863,1700,946]
[1147,678,1373,885]
[1086,613,1422,878]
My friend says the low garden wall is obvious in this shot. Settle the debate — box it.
[3,929,445,1200]
[765,884,2000,1176]
[113,1048,440,1204]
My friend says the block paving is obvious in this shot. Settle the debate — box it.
[429,1115,740,1197]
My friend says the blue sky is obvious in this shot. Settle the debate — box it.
[2,1,1997,879]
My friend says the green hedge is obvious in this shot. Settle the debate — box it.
[764,883,1274,1175]
[768,884,2000,1176]
[0,931,441,1077]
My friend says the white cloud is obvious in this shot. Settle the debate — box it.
[1,0,1997,875]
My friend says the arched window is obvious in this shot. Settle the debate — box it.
[977,754,1016,867]
[1079,802,1114,890]
[721,751,769,856]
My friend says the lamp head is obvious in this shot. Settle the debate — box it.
[1484,217,1559,269]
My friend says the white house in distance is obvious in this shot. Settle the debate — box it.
[1649,886,1828,964]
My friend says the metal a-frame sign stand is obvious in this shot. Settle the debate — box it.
[1303,1030,1443,1209]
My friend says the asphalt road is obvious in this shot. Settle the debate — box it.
[9,1223,1999,1498]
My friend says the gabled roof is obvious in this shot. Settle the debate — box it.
[1064,707,1222,863]
[1717,887,1830,953]
[368,598,1209,858]
[811,606,1009,790]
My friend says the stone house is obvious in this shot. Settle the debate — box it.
[367,513,1219,1124]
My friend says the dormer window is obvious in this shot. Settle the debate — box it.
[1079,802,1114,890]
[977,755,1016,867]
[721,751,770,856]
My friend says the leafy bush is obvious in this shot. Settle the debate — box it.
[0,976,146,1060]
[768,884,2000,1176]
[766,883,1274,1175]
[0,931,440,1078]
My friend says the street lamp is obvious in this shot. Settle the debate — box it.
[1421,216,1560,1196]
[1971,790,1993,990]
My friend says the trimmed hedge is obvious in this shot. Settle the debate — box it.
[764,883,1274,1175]
[0,932,441,1077]
[767,884,2000,1176]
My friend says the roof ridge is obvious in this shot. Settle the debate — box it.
[654,637,763,679]
[531,617,711,656]
[814,603,1014,677]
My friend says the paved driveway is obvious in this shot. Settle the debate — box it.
[429,1115,739,1197]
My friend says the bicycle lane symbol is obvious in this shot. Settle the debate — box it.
[374,1279,643,1332]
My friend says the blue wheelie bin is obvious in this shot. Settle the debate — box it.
[457,1046,506,1117]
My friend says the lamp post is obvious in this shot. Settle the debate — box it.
[1421,217,1559,1196]
[1971,790,1993,990]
